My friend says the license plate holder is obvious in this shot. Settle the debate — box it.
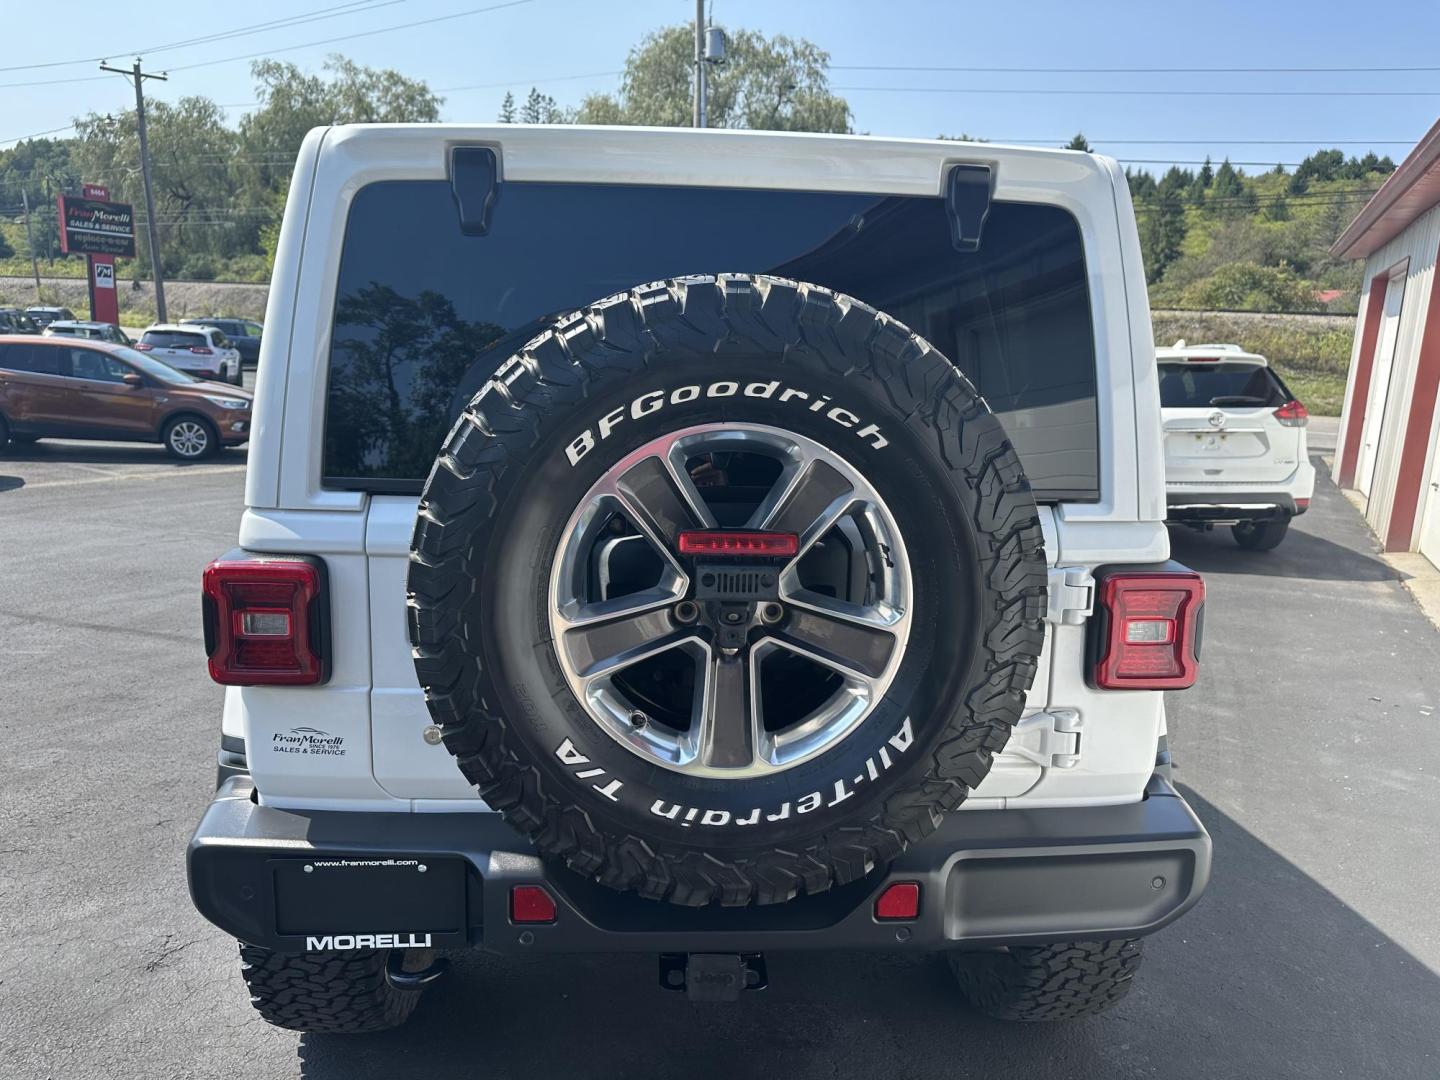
[270,855,468,945]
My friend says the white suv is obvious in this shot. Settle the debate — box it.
[137,323,243,385]
[186,125,1211,1033]
[1158,342,1314,550]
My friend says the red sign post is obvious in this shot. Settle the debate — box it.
[57,183,134,327]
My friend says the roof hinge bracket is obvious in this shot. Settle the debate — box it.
[450,145,501,236]
[944,163,995,253]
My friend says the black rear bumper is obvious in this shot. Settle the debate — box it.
[189,775,1211,955]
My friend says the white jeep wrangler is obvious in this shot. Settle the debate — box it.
[188,125,1211,1032]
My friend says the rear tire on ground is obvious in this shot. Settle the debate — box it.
[1231,517,1290,551]
[162,414,218,460]
[237,943,431,1033]
[947,939,1144,1021]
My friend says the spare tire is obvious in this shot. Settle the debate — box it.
[408,275,1046,907]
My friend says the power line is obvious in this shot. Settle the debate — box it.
[0,1,398,73]
[833,62,1440,74]
[437,70,623,92]
[833,85,1440,98]
[128,1,404,58]
[994,138,1413,146]
[0,123,81,146]
[164,0,534,74]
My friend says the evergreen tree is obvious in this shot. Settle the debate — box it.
[1211,159,1243,199]
[1198,156,1214,188]
[498,91,516,123]
[1264,194,1290,222]
[1065,133,1091,152]
[520,86,564,123]
[1139,184,1186,284]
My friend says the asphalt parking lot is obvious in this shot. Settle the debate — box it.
[1,431,1437,1079]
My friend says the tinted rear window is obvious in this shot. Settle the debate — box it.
[323,180,1100,500]
[142,330,207,349]
[1158,362,1289,408]
[0,343,64,375]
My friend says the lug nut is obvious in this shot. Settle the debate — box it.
[673,600,700,624]
[760,602,784,624]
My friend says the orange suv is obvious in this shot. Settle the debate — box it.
[0,336,252,460]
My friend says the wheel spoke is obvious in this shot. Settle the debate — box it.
[695,652,759,769]
[768,597,899,681]
[561,601,694,681]
[615,453,714,553]
[752,458,855,554]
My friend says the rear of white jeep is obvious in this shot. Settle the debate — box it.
[188,125,1210,1032]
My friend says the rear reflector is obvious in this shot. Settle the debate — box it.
[202,556,328,685]
[677,530,800,558]
[1090,570,1204,691]
[1295,498,1310,513]
[1273,399,1309,427]
[874,882,921,920]
[510,885,558,924]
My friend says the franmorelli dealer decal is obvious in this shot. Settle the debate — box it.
[271,727,347,756]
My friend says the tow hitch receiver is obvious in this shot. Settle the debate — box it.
[659,953,768,1002]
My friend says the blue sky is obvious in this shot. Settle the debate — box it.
[3,0,1439,173]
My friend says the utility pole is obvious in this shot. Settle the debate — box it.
[693,0,706,128]
[100,58,168,322]
[20,188,41,300]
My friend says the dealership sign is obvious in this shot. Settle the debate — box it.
[57,194,136,258]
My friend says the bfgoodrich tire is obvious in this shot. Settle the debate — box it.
[948,939,1145,1021]
[408,275,1047,907]
[238,943,433,1033]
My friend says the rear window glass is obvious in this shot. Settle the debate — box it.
[1158,362,1290,408]
[323,180,1101,500]
[141,330,206,349]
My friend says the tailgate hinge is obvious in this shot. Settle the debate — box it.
[1006,709,1082,769]
[1046,566,1095,625]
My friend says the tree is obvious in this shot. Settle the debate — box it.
[498,91,516,123]
[1198,156,1214,188]
[520,87,567,124]
[73,96,244,276]
[1139,184,1187,284]
[574,25,850,132]
[1064,133,1091,151]
[1211,159,1243,200]
[237,55,442,197]
[0,229,13,259]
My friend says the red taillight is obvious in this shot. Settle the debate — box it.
[874,882,921,920]
[1274,399,1309,427]
[190,345,214,355]
[677,530,800,558]
[134,342,153,351]
[1295,498,1310,513]
[202,556,328,685]
[1090,570,1204,691]
[510,885,558,924]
